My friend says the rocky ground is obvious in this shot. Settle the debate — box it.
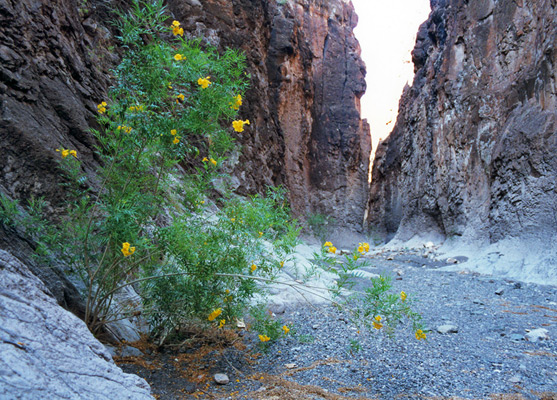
[117,244,557,400]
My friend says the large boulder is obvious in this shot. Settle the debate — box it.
[0,250,153,399]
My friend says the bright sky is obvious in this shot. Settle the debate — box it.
[351,0,431,157]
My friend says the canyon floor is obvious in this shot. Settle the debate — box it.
[116,243,557,400]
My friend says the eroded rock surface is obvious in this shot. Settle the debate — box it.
[169,0,371,227]
[369,1,556,253]
[0,250,153,399]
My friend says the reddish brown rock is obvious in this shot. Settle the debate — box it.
[0,0,370,231]
[169,0,371,228]
[369,0,556,250]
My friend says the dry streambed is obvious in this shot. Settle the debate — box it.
[116,245,557,399]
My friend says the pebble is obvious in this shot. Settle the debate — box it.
[446,257,458,264]
[510,333,524,341]
[437,324,459,334]
[120,346,143,357]
[495,287,505,295]
[214,373,229,385]
[525,328,549,342]
[509,375,521,383]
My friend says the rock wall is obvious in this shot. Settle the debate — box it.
[369,0,557,250]
[0,250,154,399]
[0,0,370,231]
[169,0,371,228]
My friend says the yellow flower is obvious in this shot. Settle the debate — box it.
[401,291,407,302]
[210,158,217,166]
[230,94,242,110]
[373,315,383,330]
[258,334,270,342]
[415,329,426,340]
[282,325,290,334]
[251,263,257,272]
[202,157,208,162]
[197,76,211,89]
[258,231,263,237]
[97,101,107,114]
[362,242,370,252]
[232,119,250,132]
[69,150,77,158]
[225,289,230,295]
[174,53,184,61]
[208,308,222,321]
[121,242,135,257]
[171,129,177,136]
[117,125,132,133]
[171,21,184,36]
[173,136,180,144]
[218,319,226,329]
[279,261,284,268]
[128,105,144,112]
[328,246,337,254]
[358,245,365,254]
[323,241,333,247]
[176,94,185,103]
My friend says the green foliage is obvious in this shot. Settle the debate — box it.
[313,242,425,340]
[7,0,298,339]
[249,303,289,350]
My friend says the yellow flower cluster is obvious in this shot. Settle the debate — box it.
[401,291,407,302]
[357,242,370,254]
[171,20,184,36]
[323,241,336,254]
[56,148,77,158]
[176,93,185,103]
[208,308,222,321]
[197,76,211,89]
[258,334,270,342]
[230,94,242,110]
[170,129,180,144]
[373,315,383,330]
[97,101,107,114]
[232,119,250,132]
[251,263,257,272]
[174,53,184,61]
[117,125,132,133]
[218,319,226,329]
[202,157,217,166]
[282,325,290,334]
[121,242,135,257]
[415,329,426,340]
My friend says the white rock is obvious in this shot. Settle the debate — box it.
[437,324,459,334]
[446,257,458,264]
[525,328,549,342]
[214,373,229,385]
[0,250,153,399]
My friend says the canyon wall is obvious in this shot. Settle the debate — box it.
[0,0,370,230]
[369,0,556,257]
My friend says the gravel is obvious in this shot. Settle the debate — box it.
[121,246,557,399]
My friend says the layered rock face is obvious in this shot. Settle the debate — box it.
[169,0,370,227]
[369,0,556,253]
[0,0,370,230]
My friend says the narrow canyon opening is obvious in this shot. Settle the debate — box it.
[351,0,431,167]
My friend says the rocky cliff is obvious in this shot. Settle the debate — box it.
[0,0,370,230]
[369,0,556,269]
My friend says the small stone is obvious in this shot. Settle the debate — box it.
[236,319,246,329]
[214,373,229,385]
[513,282,522,289]
[312,324,319,330]
[120,346,143,357]
[437,325,458,334]
[525,328,549,342]
[495,287,505,295]
[509,375,521,383]
[386,255,394,260]
[446,257,458,264]
[473,299,484,305]
[269,301,286,315]
[284,363,297,369]
[395,269,403,276]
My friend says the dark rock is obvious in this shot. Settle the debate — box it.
[368,0,557,267]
